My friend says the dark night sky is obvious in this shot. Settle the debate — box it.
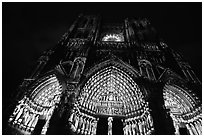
[2,2,202,108]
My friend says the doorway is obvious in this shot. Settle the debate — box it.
[112,117,124,135]
[96,117,108,135]
[96,117,124,135]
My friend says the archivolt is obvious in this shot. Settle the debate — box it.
[83,57,141,80]
[163,85,196,114]
[8,73,63,134]
[29,74,63,107]
[77,66,147,117]
[163,84,202,135]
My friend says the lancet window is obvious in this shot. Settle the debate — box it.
[138,59,155,80]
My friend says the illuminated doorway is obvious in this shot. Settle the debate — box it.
[70,65,154,135]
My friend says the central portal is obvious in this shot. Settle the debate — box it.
[96,117,124,135]
[70,65,154,135]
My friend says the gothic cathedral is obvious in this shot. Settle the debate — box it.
[4,14,202,135]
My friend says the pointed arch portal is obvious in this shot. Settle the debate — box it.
[7,67,202,135]
[163,85,202,135]
[79,66,144,116]
[69,66,154,135]
[8,74,63,135]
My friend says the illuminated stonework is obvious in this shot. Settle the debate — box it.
[8,74,63,134]
[102,33,124,42]
[68,66,154,135]
[78,66,145,116]
[4,14,201,135]
[163,85,202,135]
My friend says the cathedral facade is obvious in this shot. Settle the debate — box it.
[3,14,202,135]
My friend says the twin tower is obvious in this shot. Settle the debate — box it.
[4,14,202,135]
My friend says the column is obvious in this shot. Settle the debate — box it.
[143,118,148,135]
[123,120,127,135]
[81,117,85,134]
[74,115,79,132]
[87,118,92,135]
[27,113,36,132]
[108,117,113,135]
[77,116,82,134]
[189,123,198,135]
[68,111,74,122]
[127,119,131,135]
[8,102,23,123]
[193,121,201,135]
[135,119,139,135]
[31,114,40,133]
[91,120,95,135]
[92,118,98,135]
[70,60,79,79]
[138,120,143,135]
[148,114,154,129]
[84,117,89,135]
[24,110,31,127]
[174,123,180,135]
[186,123,194,135]
[41,107,55,135]
[125,121,129,135]
[130,120,134,135]
[141,118,146,135]
[195,120,202,134]
[131,120,136,135]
